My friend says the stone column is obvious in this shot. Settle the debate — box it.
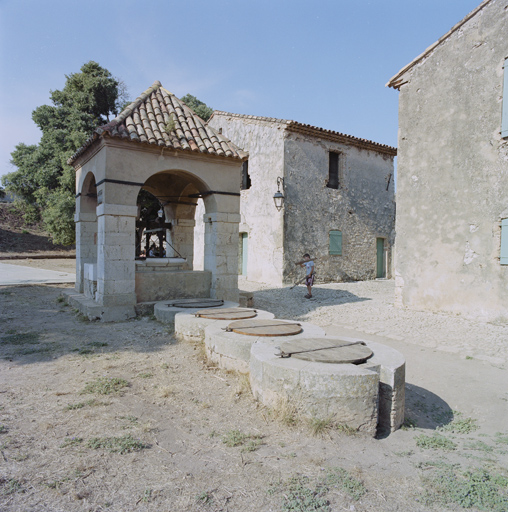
[75,212,97,293]
[95,204,138,321]
[204,212,240,302]
[173,219,196,270]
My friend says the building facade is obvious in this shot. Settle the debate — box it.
[388,0,508,322]
[203,112,396,286]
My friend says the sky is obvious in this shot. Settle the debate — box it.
[0,0,483,182]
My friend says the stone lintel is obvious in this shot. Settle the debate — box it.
[75,212,97,223]
[96,203,139,218]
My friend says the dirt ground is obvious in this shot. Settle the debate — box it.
[0,264,507,511]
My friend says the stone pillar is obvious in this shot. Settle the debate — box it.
[173,219,196,270]
[204,213,240,302]
[75,212,97,294]
[95,204,138,320]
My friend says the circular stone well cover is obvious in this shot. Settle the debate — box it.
[278,338,373,364]
[226,319,302,336]
[195,308,257,320]
[168,298,224,308]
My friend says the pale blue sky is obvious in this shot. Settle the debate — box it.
[0,0,481,181]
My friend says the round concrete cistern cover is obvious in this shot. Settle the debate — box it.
[226,319,302,336]
[195,308,257,320]
[278,338,373,364]
[168,299,224,308]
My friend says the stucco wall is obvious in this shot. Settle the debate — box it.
[394,0,508,322]
[283,133,395,283]
[208,115,286,286]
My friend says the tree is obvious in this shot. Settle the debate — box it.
[180,94,213,122]
[2,61,126,244]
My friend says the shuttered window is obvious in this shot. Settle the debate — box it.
[329,230,342,255]
[501,219,508,265]
[503,58,508,139]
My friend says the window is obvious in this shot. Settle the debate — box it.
[241,160,251,190]
[327,152,340,189]
[503,58,508,139]
[501,219,508,265]
[329,230,342,255]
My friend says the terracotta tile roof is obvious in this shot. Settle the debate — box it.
[211,111,397,156]
[69,82,247,165]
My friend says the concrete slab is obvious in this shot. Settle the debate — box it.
[0,262,75,285]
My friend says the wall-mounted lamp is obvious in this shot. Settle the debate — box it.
[273,177,285,211]
[158,207,164,218]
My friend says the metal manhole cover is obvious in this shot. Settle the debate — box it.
[168,298,224,308]
[226,319,302,337]
[195,308,257,320]
[278,338,373,364]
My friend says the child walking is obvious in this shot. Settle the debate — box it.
[299,253,315,299]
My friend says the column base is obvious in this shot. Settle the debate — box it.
[64,290,136,322]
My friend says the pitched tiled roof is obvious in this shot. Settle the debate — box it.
[211,111,397,156]
[68,82,247,165]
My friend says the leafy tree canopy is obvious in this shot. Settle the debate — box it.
[2,61,126,244]
[180,94,213,122]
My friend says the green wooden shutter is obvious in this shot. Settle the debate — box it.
[329,230,342,255]
[501,219,508,265]
[503,58,508,139]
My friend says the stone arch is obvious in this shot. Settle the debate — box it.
[75,171,98,294]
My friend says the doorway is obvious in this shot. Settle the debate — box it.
[376,238,386,278]
[239,233,248,276]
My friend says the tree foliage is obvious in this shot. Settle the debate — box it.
[180,94,213,122]
[2,61,126,244]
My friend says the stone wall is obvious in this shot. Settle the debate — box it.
[208,115,286,286]
[283,132,395,283]
[393,0,508,322]
[209,113,395,285]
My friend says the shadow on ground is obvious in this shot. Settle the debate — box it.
[404,382,454,430]
[243,285,370,320]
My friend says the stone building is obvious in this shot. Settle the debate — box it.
[200,112,396,286]
[387,0,508,322]
[68,81,246,321]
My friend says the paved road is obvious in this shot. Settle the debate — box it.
[0,262,75,285]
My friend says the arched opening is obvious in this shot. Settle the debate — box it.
[75,171,98,296]
[134,170,215,303]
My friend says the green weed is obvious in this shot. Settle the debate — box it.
[196,490,214,505]
[138,372,153,379]
[415,433,457,451]
[65,399,107,410]
[495,433,508,445]
[87,434,148,454]
[60,437,84,448]
[1,332,40,345]
[0,425,8,434]
[464,440,494,453]
[81,377,129,395]
[222,429,263,450]
[269,476,329,511]
[423,467,508,511]
[401,417,417,430]
[438,413,478,434]
[0,478,23,495]
[324,467,366,501]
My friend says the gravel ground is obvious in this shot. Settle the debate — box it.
[240,278,508,367]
